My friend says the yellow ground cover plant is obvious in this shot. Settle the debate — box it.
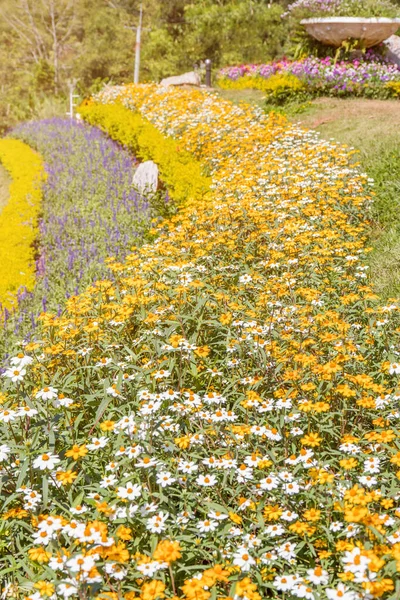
[218,72,306,96]
[0,139,44,311]
[2,86,400,600]
[79,102,210,207]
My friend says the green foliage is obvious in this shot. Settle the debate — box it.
[180,1,287,70]
[32,60,56,93]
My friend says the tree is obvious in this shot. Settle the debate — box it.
[0,0,77,92]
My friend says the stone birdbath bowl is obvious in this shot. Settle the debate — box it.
[301,17,400,47]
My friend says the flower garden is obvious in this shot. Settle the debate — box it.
[0,119,154,354]
[217,54,400,102]
[0,81,400,600]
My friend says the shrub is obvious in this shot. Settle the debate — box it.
[218,73,307,103]
[386,80,400,96]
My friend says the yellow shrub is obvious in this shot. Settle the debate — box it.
[0,140,45,311]
[386,81,400,97]
[217,73,305,96]
[262,73,305,94]
[217,75,268,91]
[79,102,211,207]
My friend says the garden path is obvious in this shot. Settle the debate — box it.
[0,163,10,213]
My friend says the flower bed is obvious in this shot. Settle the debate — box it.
[217,55,400,100]
[2,86,400,600]
[0,139,45,312]
[3,119,153,355]
[79,102,210,207]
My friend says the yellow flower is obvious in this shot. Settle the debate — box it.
[220,313,232,325]
[303,508,321,522]
[100,420,116,431]
[263,505,283,521]
[229,512,242,525]
[34,582,55,597]
[65,444,88,460]
[116,525,133,540]
[174,435,190,449]
[195,346,210,358]
[340,458,359,470]
[301,432,323,447]
[55,470,78,485]
[28,548,51,563]
[0,139,45,310]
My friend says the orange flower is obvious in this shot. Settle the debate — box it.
[195,346,210,358]
[153,540,181,563]
[140,581,166,600]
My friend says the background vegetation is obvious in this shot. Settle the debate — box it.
[0,0,292,133]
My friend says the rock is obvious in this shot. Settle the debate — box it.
[384,35,400,67]
[160,71,201,87]
[132,160,158,195]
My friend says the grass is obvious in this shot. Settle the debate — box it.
[0,163,10,213]
[289,98,400,301]
[217,89,400,300]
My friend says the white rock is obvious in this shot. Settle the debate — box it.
[160,71,201,87]
[133,161,158,195]
[384,35,400,67]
